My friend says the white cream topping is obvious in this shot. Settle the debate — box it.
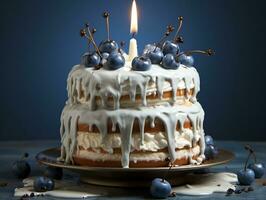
[76,128,200,153]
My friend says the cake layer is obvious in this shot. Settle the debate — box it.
[73,145,202,168]
[76,128,201,153]
[66,64,200,110]
[59,102,205,168]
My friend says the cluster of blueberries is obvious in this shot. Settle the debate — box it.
[132,38,196,71]
[80,14,213,71]
[12,153,63,193]
[81,35,126,71]
[237,145,265,185]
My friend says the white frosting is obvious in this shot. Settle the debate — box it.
[59,102,205,168]
[59,62,205,168]
[14,173,237,198]
[67,64,199,109]
[77,128,199,153]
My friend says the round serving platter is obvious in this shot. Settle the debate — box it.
[36,148,234,187]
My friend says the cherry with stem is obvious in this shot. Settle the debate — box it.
[153,25,174,52]
[245,145,257,163]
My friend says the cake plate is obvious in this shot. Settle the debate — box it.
[36,148,234,187]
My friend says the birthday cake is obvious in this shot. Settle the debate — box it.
[59,12,214,168]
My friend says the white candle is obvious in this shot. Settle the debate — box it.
[128,0,138,62]
[128,38,138,61]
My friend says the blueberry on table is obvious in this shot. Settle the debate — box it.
[33,176,55,192]
[150,178,172,199]
[12,153,31,179]
[248,163,265,178]
[162,54,180,69]
[237,169,255,186]
[245,145,265,179]
[44,166,63,180]
[237,145,256,185]
[131,56,152,71]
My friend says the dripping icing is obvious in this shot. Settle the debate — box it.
[60,102,205,167]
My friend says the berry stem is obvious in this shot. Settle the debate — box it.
[245,145,257,163]
[162,158,173,182]
[103,12,110,41]
[87,28,96,51]
[173,16,183,42]
[85,24,102,58]
[154,25,174,52]
[106,16,110,41]
[244,152,252,171]
[252,152,257,163]
[176,49,214,57]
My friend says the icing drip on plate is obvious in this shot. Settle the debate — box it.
[14,173,237,198]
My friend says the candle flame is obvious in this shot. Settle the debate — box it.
[130,0,138,34]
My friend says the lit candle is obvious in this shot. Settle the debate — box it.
[128,0,138,62]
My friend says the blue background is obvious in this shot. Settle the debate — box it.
[0,0,266,141]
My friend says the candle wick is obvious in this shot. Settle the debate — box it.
[132,32,136,38]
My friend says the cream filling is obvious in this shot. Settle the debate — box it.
[76,128,201,154]
[76,145,200,163]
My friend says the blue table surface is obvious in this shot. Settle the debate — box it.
[0,140,266,200]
